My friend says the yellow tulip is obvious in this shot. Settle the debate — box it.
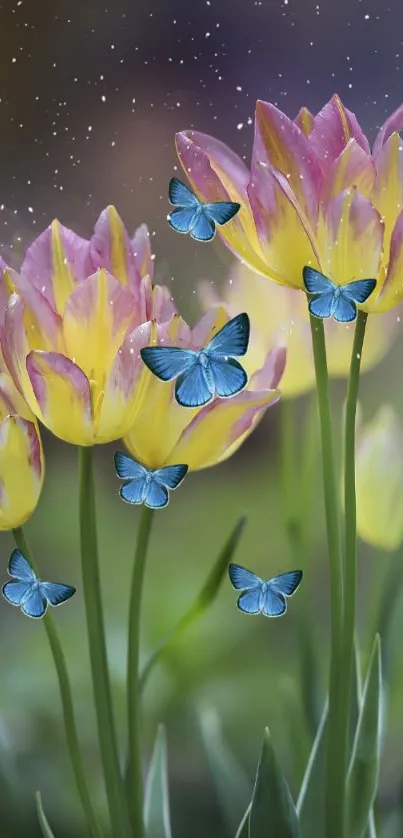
[176,95,403,314]
[0,370,44,529]
[1,209,175,445]
[201,263,401,397]
[123,307,285,470]
[356,406,403,550]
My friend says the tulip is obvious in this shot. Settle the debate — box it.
[355,405,403,550]
[0,369,44,529]
[201,263,401,397]
[1,209,176,445]
[123,307,285,470]
[176,94,403,313]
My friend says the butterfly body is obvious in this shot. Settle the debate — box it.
[114,452,188,509]
[228,563,303,618]
[140,312,250,408]
[168,177,240,241]
[303,266,376,323]
[2,550,76,619]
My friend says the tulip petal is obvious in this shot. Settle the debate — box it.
[378,209,403,311]
[373,133,403,261]
[166,387,280,470]
[131,223,154,283]
[123,316,203,468]
[63,269,137,386]
[0,371,33,421]
[356,406,403,550]
[322,139,375,201]
[26,351,94,444]
[3,294,38,406]
[249,346,287,391]
[316,189,383,294]
[247,155,317,288]
[90,206,142,298]
[255,100,323,223]
[309,95,370,167]
[0,416,44,530]
[96,322,153,443]
[373,103,403,155]
[21,220,90,315]
[192,306,229,347]
[5,268,62,349]
[175,131,268,275]
[294,106,314,136]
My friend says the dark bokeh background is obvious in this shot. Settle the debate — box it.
[1,1,403,836]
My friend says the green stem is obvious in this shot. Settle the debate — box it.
[127,505,154,836]
[280,399,301,553]
[12,526,103,838]
[308,314,344,838]
[78,446,129,838]
[340,310,368,836]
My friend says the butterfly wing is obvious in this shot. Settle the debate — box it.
[140,346,196,382]
[341,278,377,304]
[303,267,335,295]
[261,587,287,618]
[175,363,213,407]
[333,296,357,323]
[308,292,335,319]
[21,587,48,619]
[209,357,247,398]
[270,570,303,597]
[119,478,148,505]
[168,177,199,207]
[114,451,148,481]
[204,202,240,226]
[153,464,188,490]
[190,210,216,242]
[41,582,76,607]
[168,207,200,235]
[206,312,250,357]
[8,549,36,582]
[228,563,262,590]
[237,587,262,615]
[2,580,32,607]
[144,480,169,509]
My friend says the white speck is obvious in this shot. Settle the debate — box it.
[364,13,370,19]
[205,31,211,37]
[101,95,106,102]
[237,122,244,130]
[28,206,34,213]
[236,85,242,91]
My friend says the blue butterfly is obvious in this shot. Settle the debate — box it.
[168,177,240,241]
[228,564,303,617]
[303,267,376,323]
[114,452,188,509]
[140,312,250,408]
[2,550,76,619]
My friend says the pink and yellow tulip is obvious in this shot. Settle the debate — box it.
[0,369,44,529]
[0,209,175,445]
[202,263,401,397]
[176,94,403,313]
[123,307,285,470]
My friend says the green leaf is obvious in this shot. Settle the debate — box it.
[140,516,246,691]
[198,706,251,832]
[346,635,382,838]
[235,806,250,838]
[36,792,56,838]
[249,728,300,837]
[296,700,328,838]
[144,726,172,838]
